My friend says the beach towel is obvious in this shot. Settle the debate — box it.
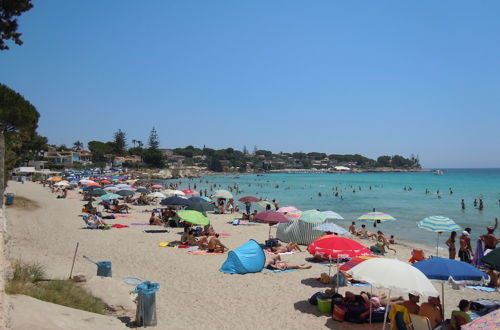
[264,249,298,256]
[112,214,135,219]
[159,242,170,247]
[263,268,298,273]
[353,283,371,287]
[112,224,129,228]
[143,230,169,233]
[466,286,497,292]
[188,250,224,255]
[131,223,150,226]
[219,233,232,237]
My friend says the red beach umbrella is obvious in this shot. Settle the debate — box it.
[182,189,199,195]
[100,180,111,184]
[308,235,371,259]
[239,196,260,203]
[254,211,290,239]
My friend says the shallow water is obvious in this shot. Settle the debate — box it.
[163,169,500,249]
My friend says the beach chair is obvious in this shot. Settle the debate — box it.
[409,314,432,330]
[388,304,411,330]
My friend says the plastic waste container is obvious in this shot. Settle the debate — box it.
[5,193,15,205]
[96,261,112,277]
[134,281,160,327]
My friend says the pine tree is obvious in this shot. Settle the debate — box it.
[148,127,160,150]
[243,145,248,154]
[113,129,127,155]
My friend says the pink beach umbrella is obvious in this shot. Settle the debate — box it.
[277,206,300,213]
[151,184,163,189]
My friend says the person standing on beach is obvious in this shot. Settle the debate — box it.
[244,201,251,214]
[446,231,457,259]
[480,217,498,253]
[459,228,473,263]
[272,199,279,210]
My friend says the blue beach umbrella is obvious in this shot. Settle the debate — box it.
[417,216,461,256]
[413,257,488,318]
[160,196,192,206]
[100,193,121,201]
[313,223,349,236]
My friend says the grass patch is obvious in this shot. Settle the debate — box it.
[6,195,39,209]
[6,261,106,314]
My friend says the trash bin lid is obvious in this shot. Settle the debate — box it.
[134,281,160,294]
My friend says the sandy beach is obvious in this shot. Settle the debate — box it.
[3,181,497,329]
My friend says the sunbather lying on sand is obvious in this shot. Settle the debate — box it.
[84,215,108,228]
[265,255,311,271]
[271,242,302,253]
[198,233,209,250]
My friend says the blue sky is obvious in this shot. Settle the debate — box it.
[1,0,499,168]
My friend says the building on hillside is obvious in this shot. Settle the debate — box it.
[44,146,93,166]
[159,149,174,157]
[167,155,185,167]
[113,155,142,167]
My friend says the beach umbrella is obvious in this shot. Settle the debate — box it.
[212,189,233,199]
[116,189,135,197]
[257,200,274,209]
[151,184,163,189]
[160,196,192,206]
[177,210,209,226]
[417,216,461,256]
[148,192,166,199]
[79,179,95,185]
[182,189,198,195]
[348,258,439,330]
[100,180,111,184]
[104,186,120,192]
[115,183,132,189]
[100,193,121,201]
[163,189,186,196]
[339,255,380,272]
[299,210,327,223]
[54,180,70,187]
[186,202,215,214]
[413,257,488,320]
[88,189,106,196]
[86,182,101,187]
[238,196,260,203]
[481,247,500,270]
[322,210,344,220]
[254,211,290,238]
[358,211,396,224]
[135,187,150,194]
[313,223,350,236]
[307,235,371,259]
[51,177,62,182]
[188,196,208,203]
[462,308,500,329]
[277,206,300,213]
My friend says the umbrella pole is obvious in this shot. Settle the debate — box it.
[441,282,445,323]
[436,233,440,256]
[268,225,272,240]
[382,290,391,330]
[336,259,340,293]
[369,285,373,325]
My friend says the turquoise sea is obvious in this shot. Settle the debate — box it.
[164,169,500,249]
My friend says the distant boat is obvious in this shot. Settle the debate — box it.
[434,170,444,175]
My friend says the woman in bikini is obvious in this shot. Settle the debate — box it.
[446,231,457,259]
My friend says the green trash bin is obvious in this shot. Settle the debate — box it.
[5,193,15,205]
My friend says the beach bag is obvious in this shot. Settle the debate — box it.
[309,292,322,305]
[232,219,240,225]
[331,273,347,287]
[332,304,347,322]
[265,239,278,248]
[370,244,384,255]
[320,273,331,284]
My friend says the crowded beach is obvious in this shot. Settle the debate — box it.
[4,173,500,330]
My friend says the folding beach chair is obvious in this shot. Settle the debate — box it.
[409,314,432,330]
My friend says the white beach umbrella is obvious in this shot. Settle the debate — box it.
[322,210,344,220]
[104,186,120,192]
[348,258,438,329]
[148,192,166,199]
[79,179,95,185]
[54,180,70,187]
[212,189,233,199]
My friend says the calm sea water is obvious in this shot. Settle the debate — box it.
[163,169,500,249]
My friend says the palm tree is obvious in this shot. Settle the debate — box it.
[73,141,84,151]
[131,139,137,148]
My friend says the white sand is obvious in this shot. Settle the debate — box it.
[4,181,497,329]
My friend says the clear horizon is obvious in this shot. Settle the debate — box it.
[1,1,499,168]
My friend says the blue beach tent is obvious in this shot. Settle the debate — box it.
[220,240,265,274]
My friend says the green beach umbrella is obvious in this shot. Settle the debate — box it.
[177,210,209,226]
[299,210,327,223]
[88,189,106,196]
[100,193,121,201]
[481,247,500,271]
[135,188,150,194]
[116,189,135,197]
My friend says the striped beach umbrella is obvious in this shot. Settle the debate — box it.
[313,223,350,236]
[212,189,233,199]
[417,216,461,256]
[358,211,396,223]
